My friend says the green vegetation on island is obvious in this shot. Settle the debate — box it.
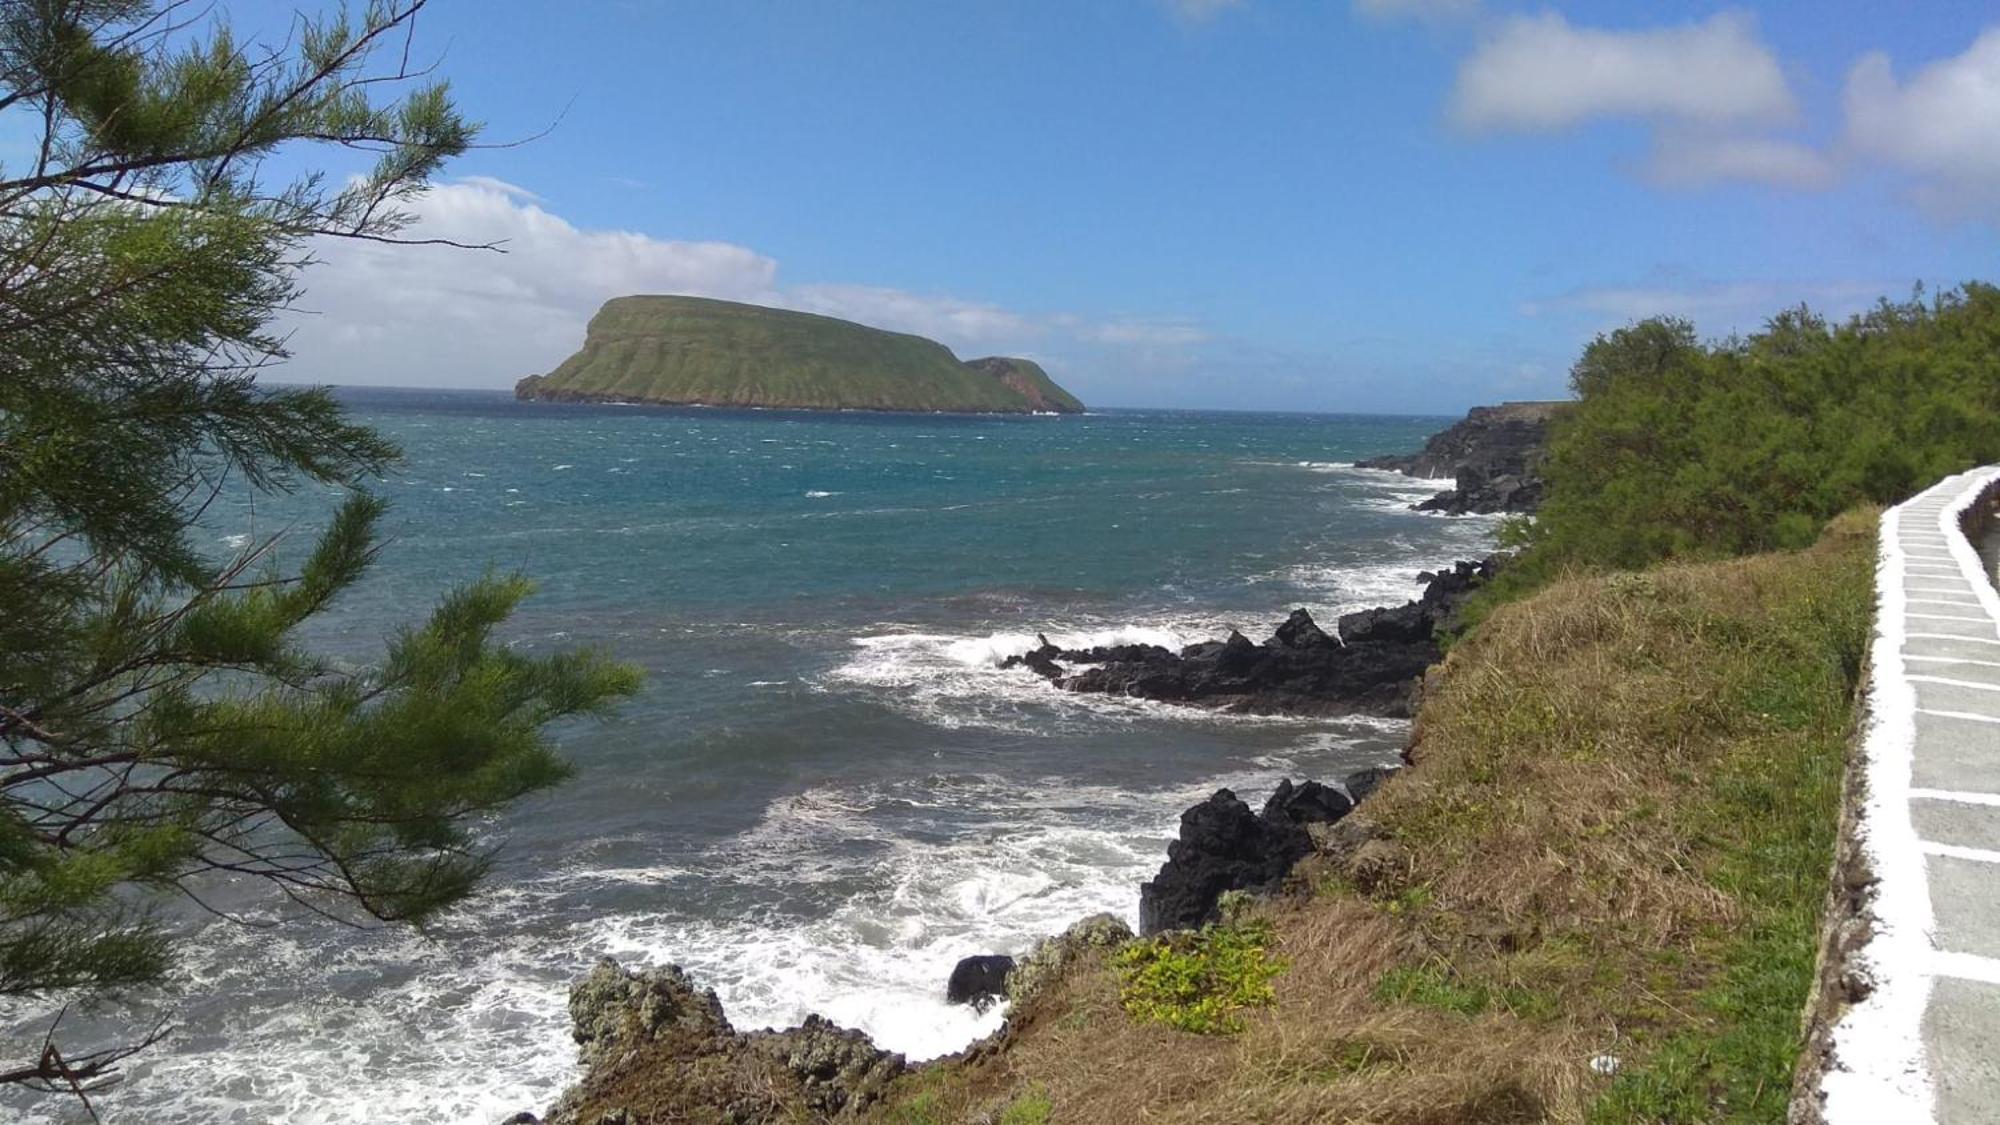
[515,295,1086,414]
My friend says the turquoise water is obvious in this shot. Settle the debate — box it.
[6,389,1497,1124]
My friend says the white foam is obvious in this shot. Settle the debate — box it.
[825,620,1294,732]
[804,490,838,498]
[10,732,1411,1125]
[586,747,1402,1064]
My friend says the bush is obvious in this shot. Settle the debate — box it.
[1116,919,1286,1034]
[1507,283,2000,589]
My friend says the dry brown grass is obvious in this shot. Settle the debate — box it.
[874,897,1582,1124]
[860,512,1875,1125]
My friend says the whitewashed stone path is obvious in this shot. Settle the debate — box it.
[1822,467,2000,1123]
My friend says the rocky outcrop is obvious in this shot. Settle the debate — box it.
[1001,557,1498,719]
[945,954,1015,1012]
[1006,913,1135,1013]
[544,959,904,1124]
[1357,401,1565,515]
[1139,775,1383,936]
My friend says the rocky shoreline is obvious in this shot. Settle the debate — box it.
[516,557,1476,1123]
[510,409,1540,1123]
[1001,557,1495,719]
[520,765,1402,1125]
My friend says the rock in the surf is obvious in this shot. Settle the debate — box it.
[1018,558,1498,719]
[545,959,904,1123]
[1139,779,1364,936]
[945,954,1016,1011]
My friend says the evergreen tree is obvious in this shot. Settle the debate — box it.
[0,0,639,1096]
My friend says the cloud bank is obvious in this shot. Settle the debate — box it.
[275,178,1225,403]
[1429,11,2000,203]
[1844,28,2000,213]
[1451,11,1795,132]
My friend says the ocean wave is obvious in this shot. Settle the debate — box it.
[821,620,1311,732]
[16,728,1412,1125]
[605,759,1373,1061]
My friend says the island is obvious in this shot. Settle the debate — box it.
[514,295,1085,414]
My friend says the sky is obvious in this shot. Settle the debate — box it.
[251,0,2000,413]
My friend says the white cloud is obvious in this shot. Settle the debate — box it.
[1352,0,1479,25]
[1646,131,1838,190]
[276,178,1210,393]
[455,175,543,202]
[1452,11,1796,132]
[1844,28,2000,211]
[281,179,776,388]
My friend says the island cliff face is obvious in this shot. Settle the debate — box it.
[515,296,1084,414]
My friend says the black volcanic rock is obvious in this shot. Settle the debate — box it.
[945,954,1015,1012]
[1021,558,1498,719]
[1139,789,1306,935]
[1357,401,1564,515]
[1340,766,1398,804]
[1261,779,1354,826]
[1139,780,1362,935]
[1274,608,1336,650]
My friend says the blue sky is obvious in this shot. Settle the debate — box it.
[262,0,2000,413]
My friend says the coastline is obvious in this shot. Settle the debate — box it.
[518,406,1536,1123]
[512,384,1083,416]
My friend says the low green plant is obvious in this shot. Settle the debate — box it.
[1375,964,1557,1021]
[887,1089,942,1125]
[998,1083,1054,1125]
[1116,919,1286,1034]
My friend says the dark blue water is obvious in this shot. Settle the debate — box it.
[7,389,1495,1124]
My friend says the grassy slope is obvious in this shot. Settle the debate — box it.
[521,296,1082,413]
[863,512,1874,1124]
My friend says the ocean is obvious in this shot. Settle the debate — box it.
[4,388,1498,1124]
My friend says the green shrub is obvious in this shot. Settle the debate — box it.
[1500,283,2000,598]
[1116,919,1286,1034]
[998,1083,1054,1125]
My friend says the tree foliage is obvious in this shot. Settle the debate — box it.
[0,0,638,1098]
[1508,283,2000,582]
